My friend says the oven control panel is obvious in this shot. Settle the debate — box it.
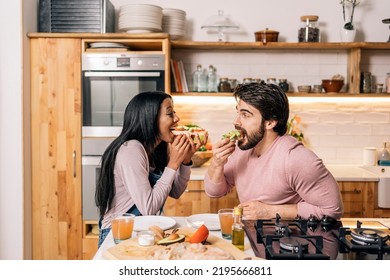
[82,53,165,71]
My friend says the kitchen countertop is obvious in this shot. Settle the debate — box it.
[190,164,381,182]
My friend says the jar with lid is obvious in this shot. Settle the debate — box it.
[278,79,289,92]
[243,77,253,84]
[298,15,320,42]
[228,78,238,92]
[266,77,277,85]
[218,77,231,92]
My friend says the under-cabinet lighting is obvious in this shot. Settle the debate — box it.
[173,95,390,105]
[288,96,390,104]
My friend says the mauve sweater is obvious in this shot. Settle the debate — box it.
[101,140,191,229]
[204,135,343,219]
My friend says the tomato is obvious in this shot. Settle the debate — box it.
[205,143,213,150]
[189,224,209,244]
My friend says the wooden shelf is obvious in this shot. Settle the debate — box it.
[171,41,390,50]
[171,92,390,97]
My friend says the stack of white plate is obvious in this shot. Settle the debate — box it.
[118,4,163,33]
[162,8,186,40]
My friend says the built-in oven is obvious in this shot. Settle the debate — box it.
[81,52,165,220]
[82,53,165,138]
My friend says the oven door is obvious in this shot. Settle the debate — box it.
[82,70,164,137]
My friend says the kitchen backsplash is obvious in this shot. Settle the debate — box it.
[172,47,390,166]
[174,96,390,165]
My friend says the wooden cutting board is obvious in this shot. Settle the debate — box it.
[104,227,259,260]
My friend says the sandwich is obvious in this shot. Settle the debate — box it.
[172,124,208,141]
[222,130,241,141]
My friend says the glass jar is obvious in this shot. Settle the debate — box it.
[360,72,372,93]
[298,15,320,42]
[386,72,390,93]
[243,77,253,84]
[218,77,231,92]
[228,78,238,92]
[278,79,289,92]
[266,77,277,85]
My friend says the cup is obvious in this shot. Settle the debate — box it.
[363,147,377,166]
[218,208,234,240]
[111,213,135,244]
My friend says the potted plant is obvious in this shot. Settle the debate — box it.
[340,0,361,42]
[287,115,304,142]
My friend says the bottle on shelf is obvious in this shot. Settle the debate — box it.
[378,141,390,166]
[386,72,390,94]
[278,78,289,92]
[207,65,218,92]
[192,64,207,92]
[232,206,244,251]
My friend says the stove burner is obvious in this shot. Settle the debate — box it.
[350,228,389,245]
[280,236,309,253]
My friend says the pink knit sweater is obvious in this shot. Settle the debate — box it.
[205,135,343,219]
[101,140,191,229]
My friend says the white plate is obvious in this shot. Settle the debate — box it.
[89,42,127,48]
[186,214,220,231]
[133,216,176,231]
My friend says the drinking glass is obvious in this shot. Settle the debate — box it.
[111,213,135,244]
[218,208,234,240]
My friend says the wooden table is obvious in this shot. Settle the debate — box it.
[93,216,256,260]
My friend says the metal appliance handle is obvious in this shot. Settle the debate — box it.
[84,72,161,78]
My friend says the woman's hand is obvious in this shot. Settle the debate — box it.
[168,134,196,170]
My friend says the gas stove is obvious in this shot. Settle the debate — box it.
[243,214,390,260]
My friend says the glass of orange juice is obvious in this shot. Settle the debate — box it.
[111,213,135,244]
[218,208,234,240]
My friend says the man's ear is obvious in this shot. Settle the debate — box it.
[265,119,277,130]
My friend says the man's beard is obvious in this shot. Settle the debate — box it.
[237,121,265,150]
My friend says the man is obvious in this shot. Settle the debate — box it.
[204,82,343,220]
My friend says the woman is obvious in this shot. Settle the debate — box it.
[96,91,204,247]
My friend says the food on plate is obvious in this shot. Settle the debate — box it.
[157,233,186,245]
[146,242,234,260]
[188,224,209,244]
[172,124,208,141]
[222,130,241,141]
[148,225,164,241]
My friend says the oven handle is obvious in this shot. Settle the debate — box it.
[84,72,161,77]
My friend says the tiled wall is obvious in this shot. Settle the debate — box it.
[172,50,390,165]
[174,96,390,165]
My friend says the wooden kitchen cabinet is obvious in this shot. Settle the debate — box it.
[164,181,240,216]
[30,37,83,259]
[338,181,375,218]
